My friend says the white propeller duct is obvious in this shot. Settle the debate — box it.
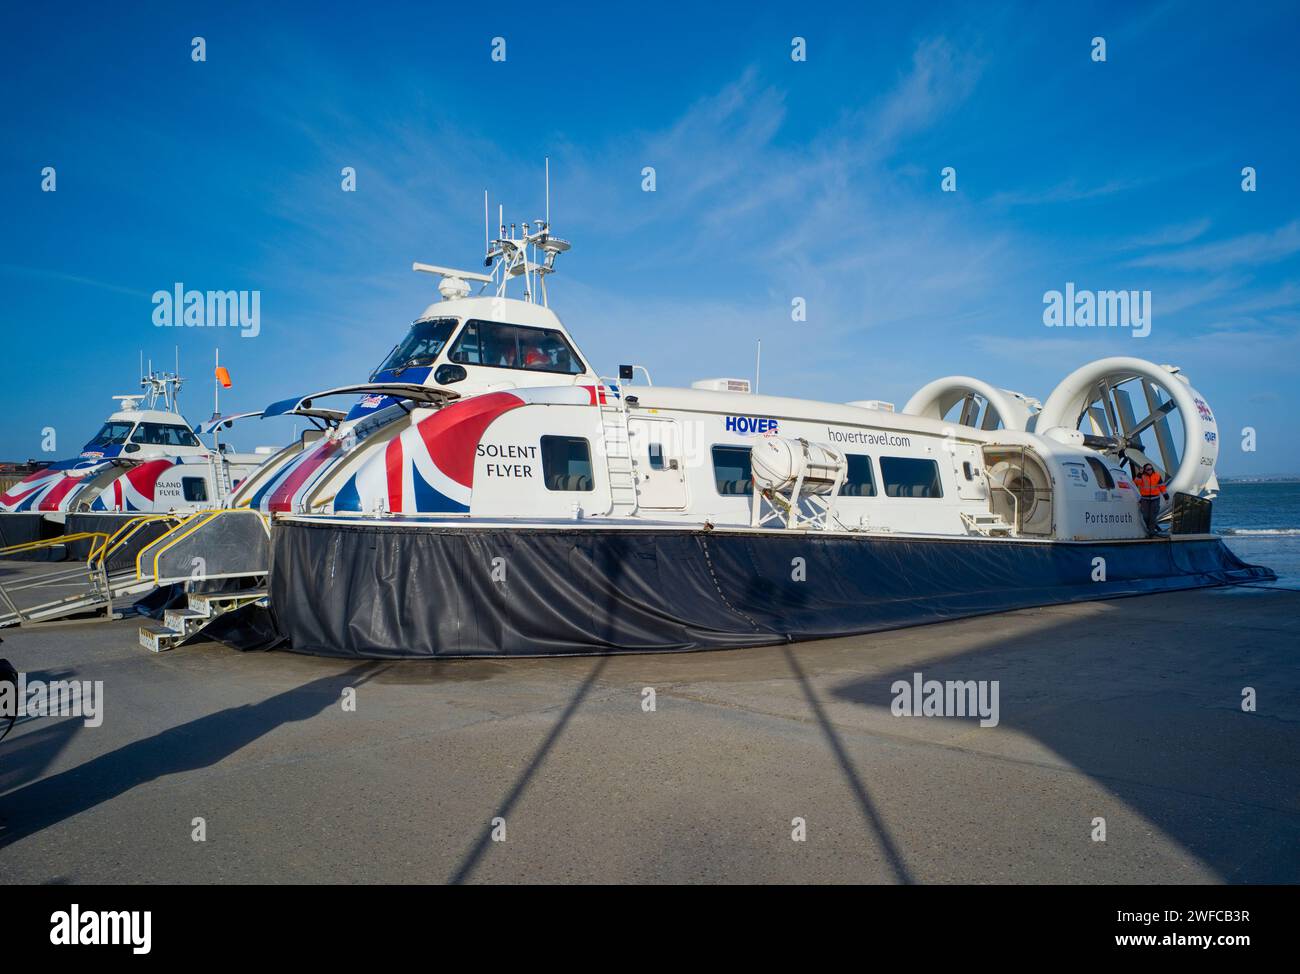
[902,376,1039,432]
[1035,357,1219,498]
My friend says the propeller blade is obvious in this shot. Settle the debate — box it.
[1099,381,1122,434]
[1125,397,1178,439]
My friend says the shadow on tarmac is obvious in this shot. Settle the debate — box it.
[0,663,378,849]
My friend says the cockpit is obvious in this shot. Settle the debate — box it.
[132,423,202,447]
[372,317,459,378]
[85,421,136,447]
[372,317,587,380]
[83,420,201,450]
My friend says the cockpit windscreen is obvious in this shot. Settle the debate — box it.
[373,317,459,377]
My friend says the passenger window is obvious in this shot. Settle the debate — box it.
[182,477,208,502]
[842,454,877,497]
[541,436,593,491]
[450,320,585,374]
[711,446,752,496]
[448,320,484,365]
[135,423,200,447]
[1085,457,1115,489]
[880,457,943,498]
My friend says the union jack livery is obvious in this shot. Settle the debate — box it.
[8,208,1266,661]
[0,370,267,542]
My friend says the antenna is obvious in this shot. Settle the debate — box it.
[755,339,762,395]
[467,174,571,305]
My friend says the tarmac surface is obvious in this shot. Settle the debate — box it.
[0,570,1297,884]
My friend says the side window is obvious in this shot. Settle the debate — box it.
[541,436,593,491]
[525,331,581,373]
[842,454,877,497]
[1085,457,1115,489]
[450,320,585,374]
[449,321,484,365]
[181,477,208,502]
[165,425,199,447]
[647,442,665,470]
[712,446,752,496]
[880,457,943,498]
[134,423,197,447]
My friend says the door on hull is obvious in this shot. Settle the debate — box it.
[628,418,687,510]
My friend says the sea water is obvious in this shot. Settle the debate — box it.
[1215,482,1300,587]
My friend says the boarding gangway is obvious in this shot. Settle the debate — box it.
[0,514,182,627]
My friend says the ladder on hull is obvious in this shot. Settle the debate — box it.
[597,383,638,517]
[212,454,232,498]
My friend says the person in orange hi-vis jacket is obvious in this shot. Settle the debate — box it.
[1134,462,1169,537]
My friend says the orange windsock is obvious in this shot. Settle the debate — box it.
[215,366,232,388]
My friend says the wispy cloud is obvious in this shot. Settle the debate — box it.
[986,175,1152,208]
[1117,219,1212,250]
[0,264,152,299]
[1155,273,1247,316]
[869,37,985,149]
[1129,220,1300,271]
[1215,281,1300,317]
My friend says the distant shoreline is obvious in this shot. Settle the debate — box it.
[1219,478,1300,485]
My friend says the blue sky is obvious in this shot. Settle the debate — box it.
[2,1,1298,474]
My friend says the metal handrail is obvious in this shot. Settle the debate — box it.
[87,514,180,571]
[1,530,108,558]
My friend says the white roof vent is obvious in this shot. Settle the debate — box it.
[847,399,895,412]
[692,377,752,394]
[437,276,472,301]
[412,261,491,302]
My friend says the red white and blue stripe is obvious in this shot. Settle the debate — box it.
[0,459,108,513]
[250,437,345,513]
[334,386,602,514]
[88,459,178,512]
